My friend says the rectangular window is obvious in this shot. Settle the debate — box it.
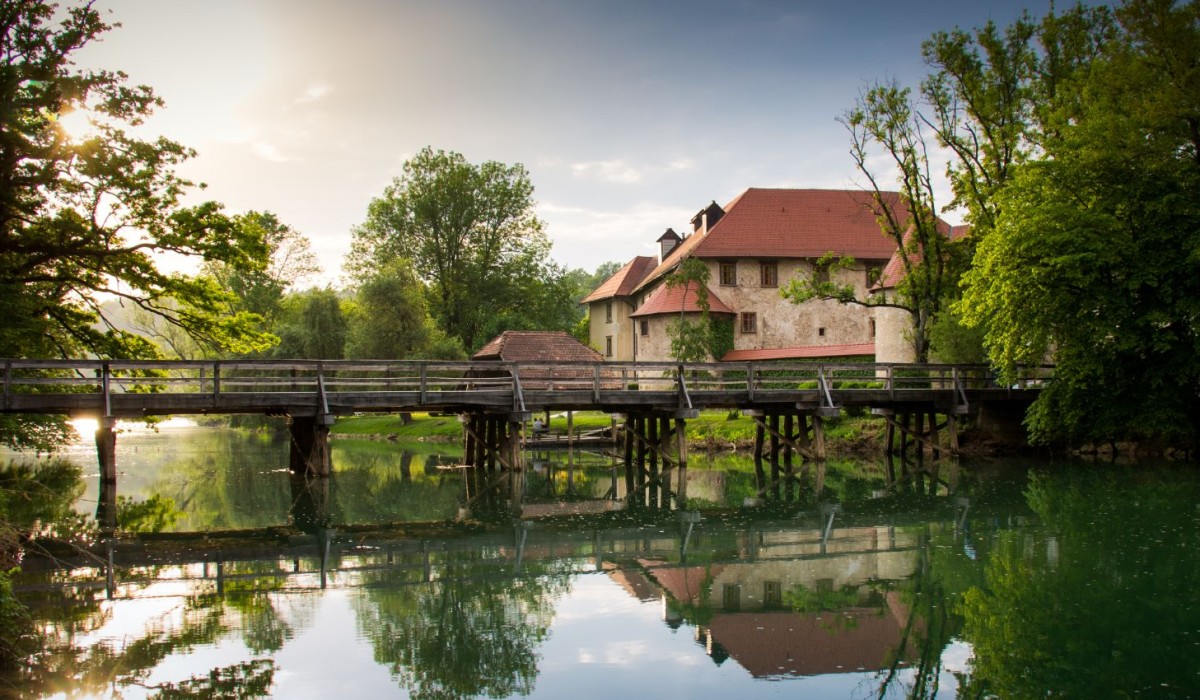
[869,319,876,338]
[605,336,613,357]
[723,584,741,611]
[639,319,649,336]
[813,261,830,284]
[605,301,613,323]
[719,261,737,286]
[818,327,826,337]
[763,581,782,608]
[740,312,757,334]
[760,261,778,287]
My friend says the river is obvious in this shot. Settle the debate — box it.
[3,421,1199,699]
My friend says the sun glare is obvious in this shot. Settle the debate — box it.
[57,109,95,142]
[69,417,99,437]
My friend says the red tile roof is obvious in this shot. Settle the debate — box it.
[581,256,658,303]
[707,610,909,677]
[472,331,603,362]
[628,282,736,318]
[634,188,908,294]
[721,343,875,362]
[693,188,903,260]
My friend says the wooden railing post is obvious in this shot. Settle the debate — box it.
[3,359,10,411]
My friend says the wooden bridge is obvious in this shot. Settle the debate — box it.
[2,358,1046,503]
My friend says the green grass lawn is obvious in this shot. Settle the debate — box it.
[333,409,887,452]
[331,412,463,441]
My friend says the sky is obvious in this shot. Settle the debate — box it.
[74,0,1041,285]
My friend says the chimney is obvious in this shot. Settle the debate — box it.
[657,228,682,263]
[690,200,725,233]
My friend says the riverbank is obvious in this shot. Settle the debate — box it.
[330,410,893,454]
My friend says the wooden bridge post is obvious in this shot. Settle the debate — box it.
[288,415,332,478]
[675,416,688,505]
[96,476,117,532]
[751,413,766,490]
[812,413,827,461]
[647,416,659,507]
[95,417,117,483]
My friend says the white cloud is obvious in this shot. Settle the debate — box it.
[297,82,332,104]
[539,200,695,270]
[252,141,290,162]
[571,159,644,184]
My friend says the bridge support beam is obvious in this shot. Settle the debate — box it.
[877,408,958,462]
[461,413,525,472]
[747,409,827,500]
[289,415,333,477]
[95,417,117,483]
[619,411,688,509]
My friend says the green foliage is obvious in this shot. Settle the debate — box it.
[0,567,32,673]
[0,2,275,447]
[707,315,735,361]
[783,582,861,612]
[272,288,347,359]
[955,0,1200,445]
[927,305,987,364]
[780,252,862,306]
[345,259,433,360]
[348,147,574,352]
[0,1,274,359]
[117,494,181,534]
[840,83,962,363]
[149,660,275,700]
[664,257,731,362]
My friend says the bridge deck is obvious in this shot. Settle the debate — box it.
[2,358,1047,418]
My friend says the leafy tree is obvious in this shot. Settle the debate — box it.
[0,1,273,448]
[272,288,347,359]
[346,260,439,360]
[205,212,319,329]
[927,303,987,364]
[347,147,571,352]
[664,258,723,362]
[782,83,964,363]
[956,0,1200,445]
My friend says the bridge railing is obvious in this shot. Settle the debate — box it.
[1,358,1053,412]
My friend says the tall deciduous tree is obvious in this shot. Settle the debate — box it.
[0,1,273,449]
[345,259,463,360]
[204,211,320,329]
[957,0,1200,445]
[272,288,347,360]
[782,82,963,363]
[348,147,570,352]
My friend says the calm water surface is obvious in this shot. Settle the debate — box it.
[4,423,1199,699]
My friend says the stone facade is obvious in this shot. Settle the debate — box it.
[586,298,637,359]
[704,259,879,355]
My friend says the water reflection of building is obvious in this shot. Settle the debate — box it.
[608,524,919,677]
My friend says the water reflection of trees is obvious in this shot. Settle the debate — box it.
[962,471,1200,699]
[12,557,318,698]
[352,547,572,699]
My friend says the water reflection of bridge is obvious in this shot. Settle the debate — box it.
[19,511,954,683]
